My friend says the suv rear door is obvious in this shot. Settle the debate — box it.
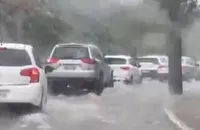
[48,45,93,71]
[0,48,33,85]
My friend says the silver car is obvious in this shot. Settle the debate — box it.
[45,43,106,96]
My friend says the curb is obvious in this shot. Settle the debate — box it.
[164,108,193,130]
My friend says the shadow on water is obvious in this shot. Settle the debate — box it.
[49,82,95,97]
[0,103,45,118]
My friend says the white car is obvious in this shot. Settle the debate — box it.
[0,43,47,110]
[182,56,197,81]
[104,55,142,84]
[137,55,168,81]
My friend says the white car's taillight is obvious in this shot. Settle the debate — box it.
[81,58,96,70]
[158,65,165,69]
[47,57,59,64]
[120,66,130,71]
[20,67,40,83]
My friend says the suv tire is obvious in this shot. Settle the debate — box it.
[50,81,63,96]
[93,74,104,96]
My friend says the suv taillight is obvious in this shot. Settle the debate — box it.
[20,67,40,83]
[81,58,96,64]
[47,58,59,64]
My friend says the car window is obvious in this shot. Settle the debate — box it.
[182,58,195,66]
[105,58,126,64]
[186,59,195,66]
[91,47,103,60]
[160,57,168,64]
[32,49,42,68]
[129,58,137,66]
[137,58,159,64]
[52,46,89,59]
[0,48,31,66]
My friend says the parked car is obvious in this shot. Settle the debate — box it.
[45,43,107,96]
[137,55,168,81]
[182,56,197,81]
[104,55,142,85]
[0,43,48,111]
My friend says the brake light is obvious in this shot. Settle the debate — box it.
[81,58,96,64]
[158,65,165,69]
[47,58,59,64]
[120,66,130,71]
[0,47,7,50]
[20,67,40,83]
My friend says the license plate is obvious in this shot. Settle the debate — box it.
[142,70,150,73]
[64,65,76,70]
[0,90,9,98]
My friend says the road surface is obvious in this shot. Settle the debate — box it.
[0,80,183,130]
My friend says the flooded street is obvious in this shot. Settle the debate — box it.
[0,81,187,130]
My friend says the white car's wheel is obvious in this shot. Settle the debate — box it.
[37,88,47,111]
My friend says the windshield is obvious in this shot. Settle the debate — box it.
[105,58,126,64]
[52,46,89,59]
[0,49,31,66]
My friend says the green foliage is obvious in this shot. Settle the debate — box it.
[22,14,72,45]
[91,24,113,44]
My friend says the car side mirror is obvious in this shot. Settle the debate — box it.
[44,65,55,73]
[137,64,141,68]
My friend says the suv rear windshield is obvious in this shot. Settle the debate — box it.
[0,49,31,66]
[105,58,126,65]
[52,46,89,59]
[137,58,159,64]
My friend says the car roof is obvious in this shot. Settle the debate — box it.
[105,55,132,60]
[0,43,32,50]
[55,43,98,48]
[138,55,168,59]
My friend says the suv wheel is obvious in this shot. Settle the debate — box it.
[93,74,104,96]
[50,81,63,96]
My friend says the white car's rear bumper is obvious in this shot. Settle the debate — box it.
[0,83,42,106]
[113,73,130,81]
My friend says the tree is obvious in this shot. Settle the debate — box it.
[158,0,197,95]
[22,14,72,46]
[0,0,72,48]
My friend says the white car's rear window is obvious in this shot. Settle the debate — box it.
[160,57,168,64]
[138,58,159,64]
[105,58,126,65]
[52,46,89,59]
[0,48,31,66]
